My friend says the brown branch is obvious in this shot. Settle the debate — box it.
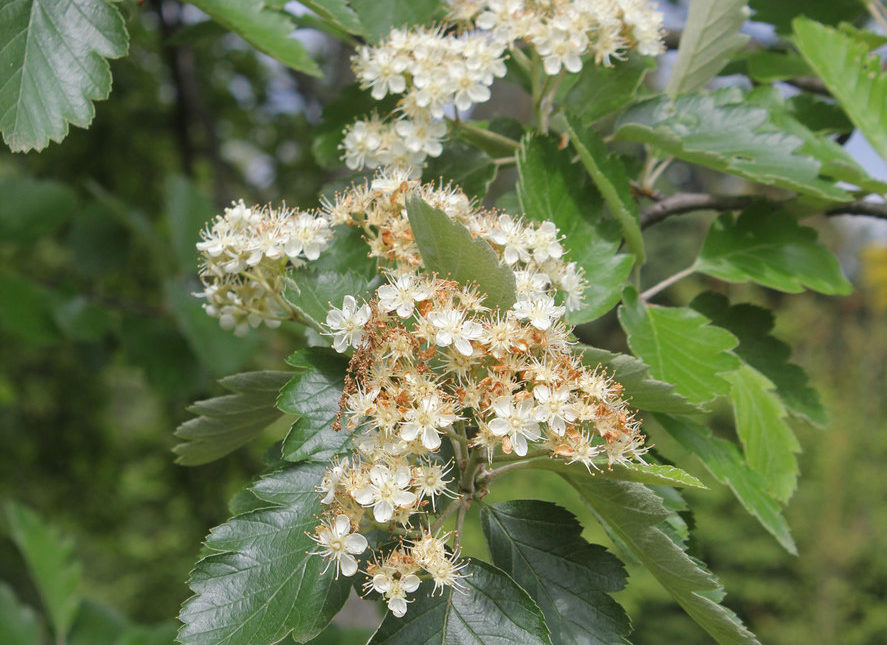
[641,192,887,228]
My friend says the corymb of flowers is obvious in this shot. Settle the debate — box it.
[195,168,649,617]
[344,0,664,172]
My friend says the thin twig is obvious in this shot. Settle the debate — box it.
[641,266,697,300]
[640,192,887,229]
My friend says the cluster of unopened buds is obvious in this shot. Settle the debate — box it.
[343,0,664,172]
[195,201,333,335]
[310,269,646,615]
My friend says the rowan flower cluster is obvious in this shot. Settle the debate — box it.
[309,267,647,615]
[342,0,664,171]
[195,201,333,335]
[323,168,587,311]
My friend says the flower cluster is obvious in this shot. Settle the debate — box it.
[323,168,587,312]
[345,28,507,172]
[195,201,333,335]
[310,267,647,615]
[342,0,664,171]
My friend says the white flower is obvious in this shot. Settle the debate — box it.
[412,460,455,510]
[310,514,367,577]
[530,221,563,262]
[353,464,417,523]
[488,214,532,265]
[511,293,565,331]
[427,308,484,356]
[342,120,383,170]
[377,273,433,318]
[394,118,447,157]
[533,384,577,436]
[400,395,456,451]
[285,213,332,261]
[326,295,371,352]
[359,47,408,99]
[373,571,421,617]
[487,395,541,456]
[318,457,349,504]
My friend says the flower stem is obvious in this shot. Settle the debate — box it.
[640,265,697,300]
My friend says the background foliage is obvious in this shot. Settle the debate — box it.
[1,0,887,643]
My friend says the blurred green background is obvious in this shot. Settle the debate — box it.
[1,2,886,643]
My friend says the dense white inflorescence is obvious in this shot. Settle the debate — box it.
[343,0,664,172]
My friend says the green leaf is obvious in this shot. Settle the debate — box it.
[614,93,851,201]
[179,464,351,645]
[3,501,82,641]
[164,176,216,275]
[561,477,760,645]
[694,206,853,295]
[723,364,800,503]
[517,135,633,323]
[188,0,321,76]
[368,559,553,645]
[0,0,129,152]
[165,279,260,375]
[406,194,517,310]
[618,287,740,406]
[793,17,887,163]
[654,414,796,554]
[745,87,887,193]
[690,292,827,426]
[745,50,812,83]
[666,0,750,96]
[279,348,350,463]
[784,94,854,135]
[558,56,655,127]
[531,460,706,489]
[285,269,374,332]
[0,584,44,645]
[750,0,866,34]
[300,0,363,35]
[481,500,631,645]
[580,346,701,415]
[349,0,441,42]
[563,115,645,263]
[174,370,293,465]
[423,141,497,200]
[0,177,77,243]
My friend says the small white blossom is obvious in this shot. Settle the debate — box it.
[511,293,565,331]
[427,308,484,356]
[533,384,577,436]
[400,395,457,451]
[488,395,541,456]
[326,295,372,352]
[353,464,417,523]
[377,273,433,318]
[310,515,367,577]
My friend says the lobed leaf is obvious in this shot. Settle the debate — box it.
[793,17,887,163]
[0,0,129,152]
[666,0,750,96]
[278,348,351,463]
[481,500,631,645]
[188,0,321,76]
[614,93,851,201]
[654,414,796,554]
[618,288,740,406]
[517,135,633,323]
[3,501,82,642]
[691,292,827,426]
[724,365,800,503]
[406,194,517,310]
[174,371,293,465]
[694,205,853,295]
[178,464,350,645]
[368,560,553,644]
[563,115,645,263]
[562,477,760,645]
